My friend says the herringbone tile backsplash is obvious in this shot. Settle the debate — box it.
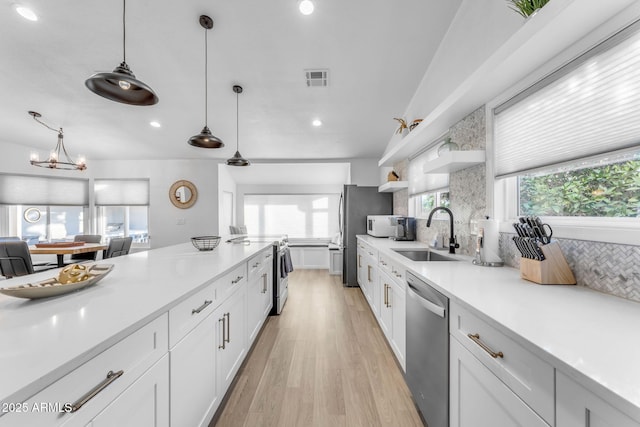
[500,233,640,303]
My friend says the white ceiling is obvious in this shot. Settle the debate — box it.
[1,0,462,163]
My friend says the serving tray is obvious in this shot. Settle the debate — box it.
[0,264,114,299]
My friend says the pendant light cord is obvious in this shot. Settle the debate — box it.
[236,91,239,150]
[122,0,126,63]
[205,27,208,126]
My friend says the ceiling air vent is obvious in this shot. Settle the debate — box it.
[305,69,328,87]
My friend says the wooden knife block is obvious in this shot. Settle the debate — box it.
[520,242,576,285]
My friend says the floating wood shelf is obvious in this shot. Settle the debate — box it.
[378,181,408,192]
[422,151,485,174]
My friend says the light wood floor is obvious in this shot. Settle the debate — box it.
[211,269,424,427]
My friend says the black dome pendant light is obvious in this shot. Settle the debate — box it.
[85,0,158,106]
[188,15,224,149]
[226,85,250,166]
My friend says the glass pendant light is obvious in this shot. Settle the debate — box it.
[85,0,158,106]
[188,15,224,148]
[226,85,250,166]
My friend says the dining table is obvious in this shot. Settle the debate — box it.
[29,242,108,267]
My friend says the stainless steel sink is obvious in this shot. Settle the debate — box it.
[392,249,458,262]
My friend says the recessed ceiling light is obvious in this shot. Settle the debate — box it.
[150,121,161,128]
[298,0,314,15]
[15,4,38,21]
[312,119,322,127]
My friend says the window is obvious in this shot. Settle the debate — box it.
[518,154,640,218]
[413,191,450,219]
[491,19,640,244]
[0,174,89,241]
[244,194,339,239]
[94,179,149,246]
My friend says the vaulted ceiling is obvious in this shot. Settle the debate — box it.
[1,0,462,162]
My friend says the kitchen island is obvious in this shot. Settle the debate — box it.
[0,239,273,426]
[357,235,640,426]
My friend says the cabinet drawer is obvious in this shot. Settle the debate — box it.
[450,303,554,424]
[169,282,217,348]
[248,249,271,281]
[216,263,248,304]
[3,314,168,427]
[378,252,405,286]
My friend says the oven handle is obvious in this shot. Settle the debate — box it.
[407,283,446,318]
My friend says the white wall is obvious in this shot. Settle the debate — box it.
[218,165,237,235]
[90,159,220,249]
[348,158,380,186]
[0,141,220,250]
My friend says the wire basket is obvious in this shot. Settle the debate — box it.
[191,236,221,251]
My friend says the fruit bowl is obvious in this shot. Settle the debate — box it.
[191,236,221,251]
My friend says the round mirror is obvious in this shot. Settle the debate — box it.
[23,207,42,223]
[169,180,198,209]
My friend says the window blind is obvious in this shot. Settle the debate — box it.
[94,179,149,206]
[408,145,448,196]
[0,174,89,205]
[494,20,640,178]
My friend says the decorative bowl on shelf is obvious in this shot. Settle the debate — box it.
[191,236,221,251]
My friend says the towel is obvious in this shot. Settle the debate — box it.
[281,248,294,278]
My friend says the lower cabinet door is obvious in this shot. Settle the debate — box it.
[450,338,549,427]
[389,280,406,371]
[89,354,169,427]
[378,273,393,338]
[170,313,218,427]
[556,371,640,427]
[216,284,248,395]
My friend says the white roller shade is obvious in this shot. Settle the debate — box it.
[494,20,640,177]
[94,179,149,206]
[0,174,88,205]
[408,146,448,196]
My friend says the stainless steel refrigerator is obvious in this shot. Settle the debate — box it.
[341,185,393,287]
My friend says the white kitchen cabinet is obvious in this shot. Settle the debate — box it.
[356,243,365,289]
[215,283,248,395]
[88,354,169,427]
[169,313,218,427]
[556,371,640,427]
[288,246,329,269]
[247,249,273,346]
[329,247,342,275]
[450,337,549,427]
[378,268,406,370]
[450,303,554,424]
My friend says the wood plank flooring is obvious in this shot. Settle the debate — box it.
[211,269,424,427]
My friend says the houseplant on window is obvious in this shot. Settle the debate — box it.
[508,0,550,18]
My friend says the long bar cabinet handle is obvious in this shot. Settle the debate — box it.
[358,255,362,268]
[262,273,268,293]
[225,313,231,344]
[367,265,372,282]
[219,316,226,349]
[192,300,212,315]
[70,370,124,413]
[468,333,504,358]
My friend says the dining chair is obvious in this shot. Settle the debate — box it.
[70,234,102,262]
[103,237,133,259]
[229,225,247,234]
[0,240,36,278]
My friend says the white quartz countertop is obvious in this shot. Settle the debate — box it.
[0,239,272,408]
[357,235,640,420]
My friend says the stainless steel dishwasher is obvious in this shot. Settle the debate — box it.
[406,271,449,427]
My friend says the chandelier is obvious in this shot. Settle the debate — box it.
[28,111,87,171]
